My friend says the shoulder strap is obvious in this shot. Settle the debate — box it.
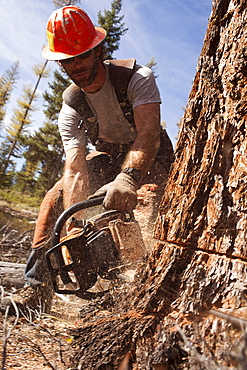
[62,59,136,145]
[107,58,136,94]
[62,83,99,145]
[62,83,91,120]
[107,59,136,124]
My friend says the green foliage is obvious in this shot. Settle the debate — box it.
[0,85,37,187]
[0,61,19,126]
[14,160,39,194]
[146,57,158,78]
[5,84,37,154]
[0,188,41,209]
[0,144,16,187]
[53,0,80,8]
[19,122,64,197]
[43,69,71,122]
[0,62,49,188]
[15,67,69,197]
[97,0,128,60]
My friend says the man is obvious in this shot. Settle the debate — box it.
[1,5,174,314]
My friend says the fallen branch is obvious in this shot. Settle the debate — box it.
[0,261,26,289]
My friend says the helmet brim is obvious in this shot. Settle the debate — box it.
[42,27,106,61]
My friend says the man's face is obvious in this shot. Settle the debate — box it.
[59,48,99,89]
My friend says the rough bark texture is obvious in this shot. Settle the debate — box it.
[155,0,247,255]
[68,0,247,368]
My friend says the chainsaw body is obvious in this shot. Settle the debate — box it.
[46,197,146,298]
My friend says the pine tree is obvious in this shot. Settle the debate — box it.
[0,140,16,187]
[18,68,69,196]
[0,61,19,127]
[97,0,128,60]
[17,122,64,196]
[43,69,71,122]
[0,63,49,187]
[53,0,81,8]
[146,57,158,78]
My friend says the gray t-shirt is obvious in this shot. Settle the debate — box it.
[58,64,161,152]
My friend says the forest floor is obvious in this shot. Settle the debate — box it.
[0,205,83,369]
[0,204,137,370]
[0,294,87,370]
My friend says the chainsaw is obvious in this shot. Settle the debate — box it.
[46,196,146,299]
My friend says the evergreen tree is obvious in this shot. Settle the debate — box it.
[14,159,39,194]
[53,0,80,8]
[0,63,49,187]
[43,69,71,121]
[0,61,19,127]
[0,83,38,187]
[17,122,64,196]
[97,0,128,60]
[146,57,158,78]
[18,68,70,196]
[0,140,16,187]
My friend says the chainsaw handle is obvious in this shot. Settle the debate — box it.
[51,196,105,247]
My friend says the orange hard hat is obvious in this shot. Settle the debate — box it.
[42,6,107,61]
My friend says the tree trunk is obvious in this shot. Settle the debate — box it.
[70,1,247,368]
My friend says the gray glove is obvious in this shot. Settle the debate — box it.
[91,173,138,212]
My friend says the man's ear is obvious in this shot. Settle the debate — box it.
[95,44,102,57]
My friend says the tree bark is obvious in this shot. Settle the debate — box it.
[69,0,247,368]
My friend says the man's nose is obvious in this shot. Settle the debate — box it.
[73,56,86,67]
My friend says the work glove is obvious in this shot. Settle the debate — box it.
[91,173,139,212]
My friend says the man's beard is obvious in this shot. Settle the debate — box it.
[68,59,98,88]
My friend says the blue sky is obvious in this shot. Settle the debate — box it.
[0,0,212,147]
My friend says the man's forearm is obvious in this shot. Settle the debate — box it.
[63,170,89,209]
[121,125,161,180]
[122,103,161,179]
[122,145,160,180]
[63,147,89,221]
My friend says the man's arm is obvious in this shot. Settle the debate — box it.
[92,102,161,212]
[63,145,89,211]
[122,102,161,179]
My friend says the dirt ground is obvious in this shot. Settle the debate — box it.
[0,206,84,370]
[0,205,140,370]
[0,294,86,370]
[0,266,137,370]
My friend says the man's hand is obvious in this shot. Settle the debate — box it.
[91,173,138,212]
